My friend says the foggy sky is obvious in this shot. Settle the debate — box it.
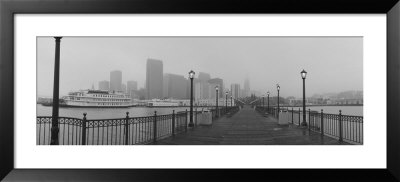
[37,37,363,98]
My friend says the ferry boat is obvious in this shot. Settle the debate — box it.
[60,90,132,108]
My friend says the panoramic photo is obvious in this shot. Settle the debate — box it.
[36,37,363,145]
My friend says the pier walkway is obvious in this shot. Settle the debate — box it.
[156,105,346,145]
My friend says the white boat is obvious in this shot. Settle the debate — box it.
[61,90,132,108]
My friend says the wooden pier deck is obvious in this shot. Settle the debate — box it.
[156,105,347,145]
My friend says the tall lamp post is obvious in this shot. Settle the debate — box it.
[51,37,62,145]
[188,70,195,127]
[225,91,228,113]
[215,86,219,117]
[267,91,270,112]
[262,95,265,110]
[277,84,280,117]
[230,95,233,108]
[301,69,308,126]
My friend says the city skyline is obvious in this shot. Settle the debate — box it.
[37,37,363,98]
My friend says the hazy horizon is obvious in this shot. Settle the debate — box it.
[37,36,363,98]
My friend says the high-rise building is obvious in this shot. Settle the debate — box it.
[208,78,223,98]
[231,83,241,99]
[163,73,187,99]
[195,81,211,100]
[146,59,163,99]
[198,72,211,82]
[208,83,220,99]
[110,70,122,92]
[244,77,250,97]
[127,80,138,98]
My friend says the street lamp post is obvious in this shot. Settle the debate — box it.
[262,95,265,110]
[215,86,219,117]
[225,91,228,113]
[188,70,195,127]
[230,95,233,108]
[50,37,62,145]
[277,84,280,118]
[267,91,270,112]
[301,69,308,126]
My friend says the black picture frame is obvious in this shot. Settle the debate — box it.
[1,0,399,181]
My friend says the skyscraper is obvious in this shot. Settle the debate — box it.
[198,72,211,82]
[208,78,223,98]
[110,70,122,92]
[244,77,250,97]
[146,59,163,99]
[163,73,187,99]
[208,83,220,99]
[231,83,241,99]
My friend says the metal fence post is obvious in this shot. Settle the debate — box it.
[291,107,294,124]
[195,108,198,127]
[308,108,311,131]
[339,110,343,142]
[185,109,188,132]
[321,109,324,137]
[298,108,301,126]
[153,111,157,143]
[81,113,87,145]
[172,110,175,137]
[125,112,129,145]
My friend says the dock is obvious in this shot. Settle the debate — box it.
[156,105,346,145]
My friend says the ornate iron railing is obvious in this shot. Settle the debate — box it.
[256,106,363,144]
[36,116,83,145]
[37,106,239,145]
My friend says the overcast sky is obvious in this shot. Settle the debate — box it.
[37,37,362,98]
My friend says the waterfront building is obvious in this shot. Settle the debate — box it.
[98,80,109,91]
[146,58,163,99]
[110,70,122,92]
[194,99,235,107]
[231,83,241,99]
[163,73,187,99]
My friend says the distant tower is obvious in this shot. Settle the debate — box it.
[110,70,122,92]
[91,83,95,90]
[146,59,163,99]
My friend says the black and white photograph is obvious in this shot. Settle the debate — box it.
[36,36,363,145]
[2,0,399,180]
